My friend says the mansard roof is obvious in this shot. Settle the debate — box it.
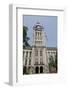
[23,46,32,50]
[47,47,57,51]
[23,46,57,51]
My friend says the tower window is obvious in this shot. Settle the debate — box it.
[40,59,43,64]
[40,50,42,56]
[35,49,38,56]
[35,58,38,64]
[35,62,38,64]
[35,32,37,36]
[39,32,41,36]
[38,32,39,37]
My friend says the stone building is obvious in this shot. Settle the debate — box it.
[23,22,57,74]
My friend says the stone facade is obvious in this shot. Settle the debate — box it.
[23,22,57,74]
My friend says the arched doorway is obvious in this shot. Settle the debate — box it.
[35,67,39,73]
[23,66,27,74]
[28,67,31,74]
[40,66,43,73]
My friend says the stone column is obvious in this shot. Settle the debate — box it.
[27,51,29,66]
[31,47,35,73]
[24,51,26,65]
[38,48,40,65]
[23,51,25,66]
[43,48,49,73]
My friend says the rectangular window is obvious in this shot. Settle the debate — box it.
[35,61,38,64]
[30,52,31,57]
[40,61,43,64]
[25,59,27,65]
[40,59,43,64]
[35,58,38,64]
[29,59,31,65]
[35,32,37,36]
[26,51,28,57]
[23,51,25,58]
[40,50,42,56]
[35,49,38,56]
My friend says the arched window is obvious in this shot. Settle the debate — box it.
[23,66,27,74]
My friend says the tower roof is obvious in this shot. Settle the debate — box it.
[33,22,44,30]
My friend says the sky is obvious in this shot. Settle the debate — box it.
[23,15,57,47]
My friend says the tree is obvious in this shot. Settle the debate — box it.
[49,56,57,73]
[49,56,54,68]
[23,26,30,48]
[54,52,57,72]
[49,52,57,73]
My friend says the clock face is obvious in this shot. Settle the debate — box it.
[37,25,40,28]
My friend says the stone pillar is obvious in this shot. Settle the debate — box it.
[27,51,29,66]
[24,51,26,65]
[31,47,35,73]
[23,51,25,66]
[38,48,40,65]
[43,48,49,73]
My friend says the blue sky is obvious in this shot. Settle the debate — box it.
[23,15,57,47]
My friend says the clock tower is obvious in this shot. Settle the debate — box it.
[31,22,49,73]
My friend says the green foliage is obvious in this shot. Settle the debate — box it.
[49,52,57,73]
[23,26,30,48]
[54,52,57,71]
[49,56,55,68]
[23,66,31,74]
